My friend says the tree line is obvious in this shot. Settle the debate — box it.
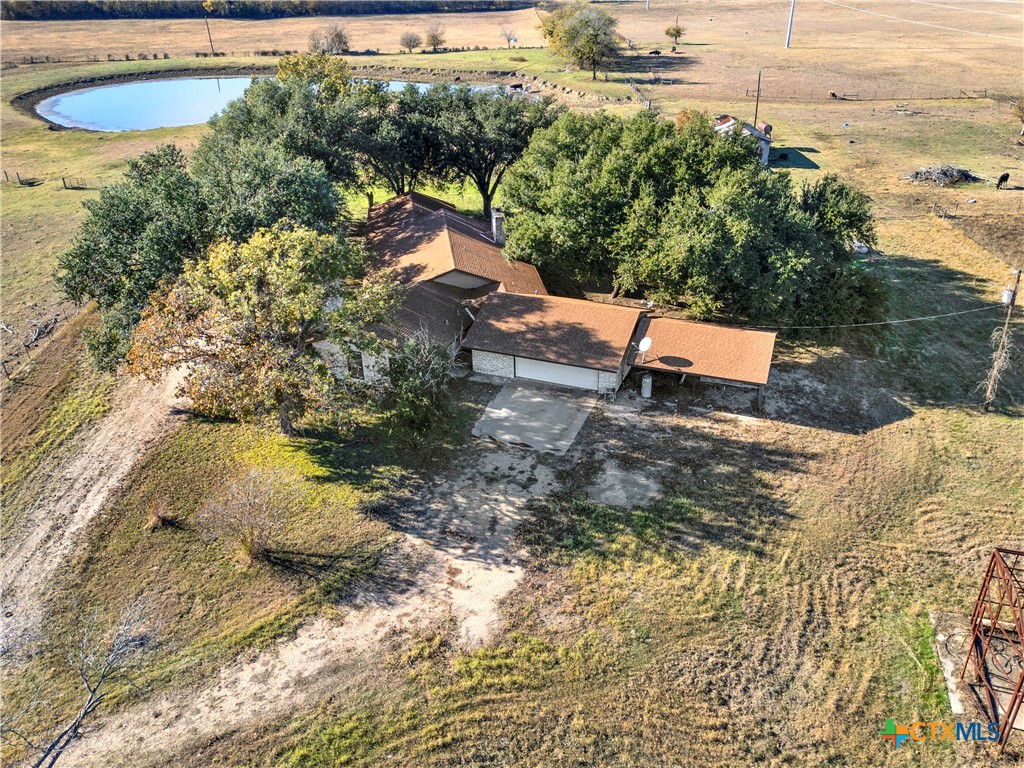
[0,0,531,21]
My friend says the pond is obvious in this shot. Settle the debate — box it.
[37,77,257,132]
[35,77,467,132]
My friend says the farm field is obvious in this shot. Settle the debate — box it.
[1,1,1022,766]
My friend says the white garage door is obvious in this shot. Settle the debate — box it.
[514,357,601,390]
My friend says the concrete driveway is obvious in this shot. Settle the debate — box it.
[472,384,596,455]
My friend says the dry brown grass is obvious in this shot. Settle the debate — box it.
[0,8,545,63]
[2,0,1020,94]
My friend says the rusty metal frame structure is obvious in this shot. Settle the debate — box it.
[960,548,1024,753]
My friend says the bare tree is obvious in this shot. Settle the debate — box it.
[310,24,350,55]
[399,31,423,53]
[325,23,350,54]
[1,598,156,768]
[1013,96,1024,136]
[196,468,299,564]
[500,26,517,49]
[309,29,326,53]
[425,22,446,53]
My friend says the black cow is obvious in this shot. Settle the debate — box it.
[996,172,1010,189]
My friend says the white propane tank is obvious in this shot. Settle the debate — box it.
[641,373,653,398]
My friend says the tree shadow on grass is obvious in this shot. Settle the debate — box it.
[730,250,1022,430]
[613,52,694,78]
[288,380,492,488]
[262,543,423,608]
[867,254,1022,408]
[519,421,814,563]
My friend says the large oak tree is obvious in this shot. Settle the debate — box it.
[127,223,394,435]
[55,145,207,369]
[432,85,562,220]
[502,111,884,325]
[540,2,619,80]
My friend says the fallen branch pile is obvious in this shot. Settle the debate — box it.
[905,165,978,186]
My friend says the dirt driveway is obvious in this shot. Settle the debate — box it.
[1,371,186,647]
[58,440,557,767]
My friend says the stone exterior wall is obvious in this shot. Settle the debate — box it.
[597,369,621,393]
[362,351,390,383]
[313,340,350,380]
[472,350,514,378]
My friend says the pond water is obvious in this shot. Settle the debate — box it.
[36,77,463,132]
[37,77,257,132]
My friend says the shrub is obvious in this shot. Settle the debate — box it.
[384,333,454,440]
[196,468,299,565]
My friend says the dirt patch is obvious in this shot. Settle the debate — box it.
[588,457,664,508]
[0,369,187,645]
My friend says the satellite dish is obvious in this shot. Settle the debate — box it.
[638,337,652,352]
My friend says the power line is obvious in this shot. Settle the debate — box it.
[820,0,1023,41]
[907,0,1023,18]
[753,304,1004,331]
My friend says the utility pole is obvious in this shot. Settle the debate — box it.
[983,269,1021,411]
[753,69,762,127]
[205,16,215,55]
[785,0,796,48]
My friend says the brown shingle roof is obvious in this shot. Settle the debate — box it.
[369,281,470,349]
[631,316,776,385]
[462,293,643,372]
[367,193,547,296]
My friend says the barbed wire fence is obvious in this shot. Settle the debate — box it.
[742,86,991,102]
[1,169,112,189]
[0,302,84,382]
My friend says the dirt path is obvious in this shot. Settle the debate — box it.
[58,442,556,768]
[1,371,186,645]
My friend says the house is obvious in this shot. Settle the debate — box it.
[462,292,778,397]
[715,114,773,164]
[331,192,547,382]
[330,191,778,399]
